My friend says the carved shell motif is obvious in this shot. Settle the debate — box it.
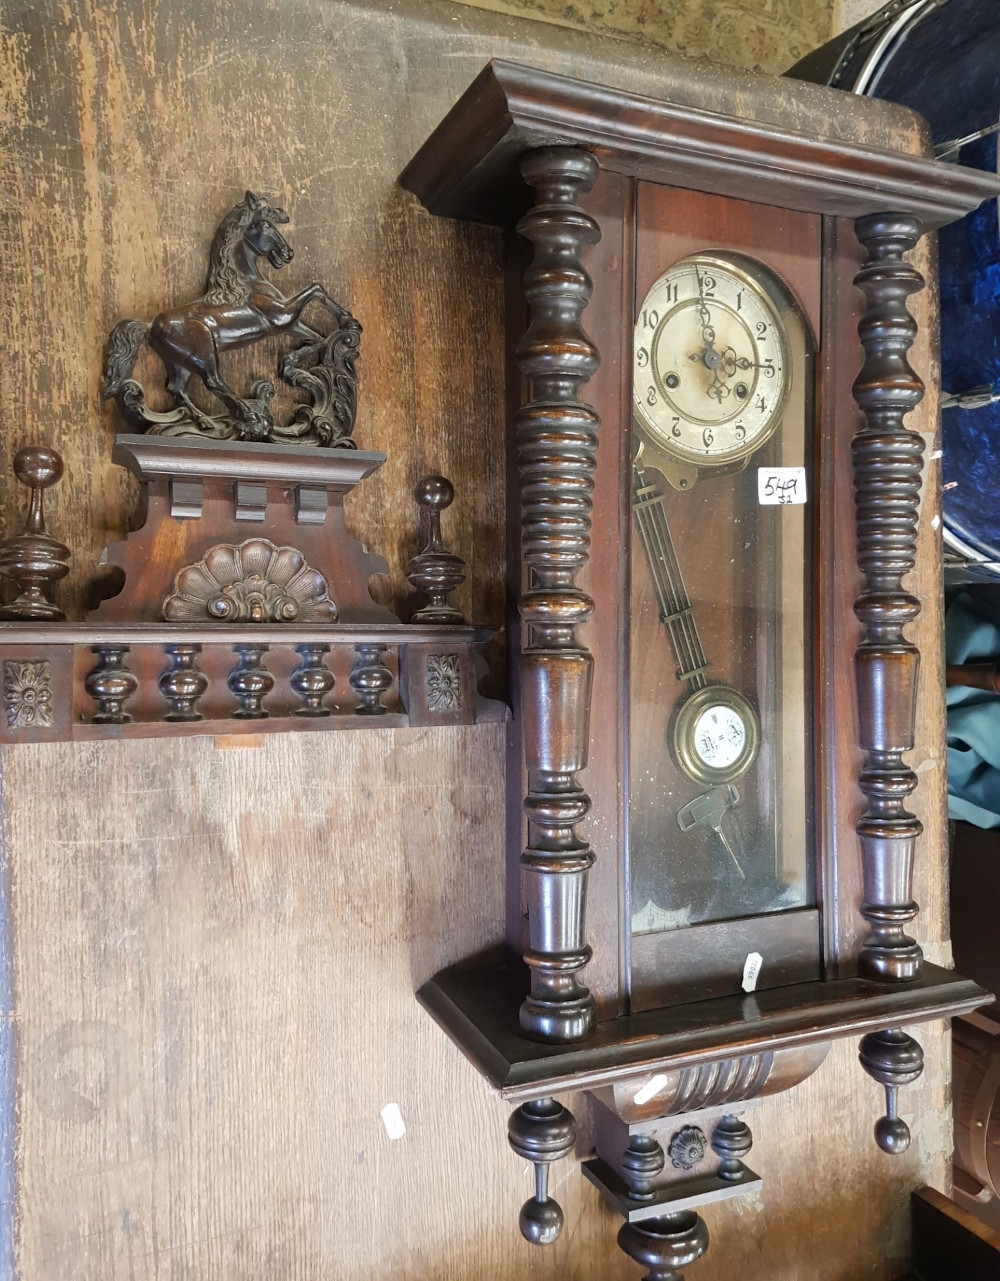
[163,539,337,623]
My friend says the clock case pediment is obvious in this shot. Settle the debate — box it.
[400,57,999,1269]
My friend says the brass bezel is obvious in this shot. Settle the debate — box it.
[670,682,761,786]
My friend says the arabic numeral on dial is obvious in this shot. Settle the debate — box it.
[756,394,766,412]
[735,423,745,441]
[736,290,742,311]
[756,321,767,340]
[703,427,714,449]
[647,385,657,406]
[642,308,659,329]
[671,416,681,438]
[637,347,649,368]
[665,283,679,303]
[762,358,775,378]
[701,274,716,299]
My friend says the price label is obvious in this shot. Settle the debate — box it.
[757,466,807,506]
[380,1102,407,1141]
[742,951,763,993]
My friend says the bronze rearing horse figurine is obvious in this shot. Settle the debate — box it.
[102,191,354,442]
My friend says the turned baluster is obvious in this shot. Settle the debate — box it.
[406,475,466,623]
[616,1128,709,1280]
[514,146,601,1043]
[507,1097,576,1245]
[621,1132,666,1201]
[228,644,273,719]
[851,212,928,1151]
[349,643,391,715]
[85,645,138,724]
[0,445,71,621]
[291,643,335,716]
[711,1114,752,1182]
[159,645,208,721]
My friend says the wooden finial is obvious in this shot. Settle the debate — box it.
[407,475,466,623]
[618,1210,710,1281]
[507,1097,576,1245]
[859,1026,924,1154]
[0,445,70,620]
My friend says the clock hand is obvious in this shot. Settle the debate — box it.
[695,297,732,403]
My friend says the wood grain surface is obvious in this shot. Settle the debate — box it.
[0,0,953,1276]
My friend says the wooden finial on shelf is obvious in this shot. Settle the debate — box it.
[407,475,465,623]
[0,445,70,620]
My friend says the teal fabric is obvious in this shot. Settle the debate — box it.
[947,591,1000,827]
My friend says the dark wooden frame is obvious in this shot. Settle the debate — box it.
[401,58,1000,1268]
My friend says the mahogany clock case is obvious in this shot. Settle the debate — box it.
[402,58,996,1087]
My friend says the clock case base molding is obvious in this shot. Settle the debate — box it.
[418,954,987,1099]
[401,58,998,1276]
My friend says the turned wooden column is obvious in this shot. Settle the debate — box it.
[851,211,926,1151]
[514,146,601,1043]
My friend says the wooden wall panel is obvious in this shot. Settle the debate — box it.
[0,0,953,1276]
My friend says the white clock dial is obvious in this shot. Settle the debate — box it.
[693,704,747,770]
[633,254,790,467]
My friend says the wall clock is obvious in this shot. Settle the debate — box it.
[400,60,999,1275]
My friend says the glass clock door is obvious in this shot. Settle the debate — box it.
[626,187,819,1011]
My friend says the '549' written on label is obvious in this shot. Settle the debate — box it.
[757,466,807,506]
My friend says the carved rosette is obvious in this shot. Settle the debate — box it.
[426,654,461,712]
[163,539,337,623]
[3,660,54,729]
[667,1126,706,1172]
[515,146,601,1043]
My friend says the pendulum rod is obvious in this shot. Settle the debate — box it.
[632,457,708,689]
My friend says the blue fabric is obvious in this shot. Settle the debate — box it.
[947,592,1000,827]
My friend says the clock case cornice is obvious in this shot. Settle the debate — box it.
[399,58,998,230]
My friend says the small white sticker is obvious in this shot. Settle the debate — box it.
[633,1073,669,1106]
[931,515,941,530]
[742,952,763,993]
[931,450,943,461]
[380,1102,406,1141]
[758,466,807,506]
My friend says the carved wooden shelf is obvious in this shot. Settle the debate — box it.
[0,435,504,741]
[0,621,503,742]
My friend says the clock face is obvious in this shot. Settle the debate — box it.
[632,255,791,468]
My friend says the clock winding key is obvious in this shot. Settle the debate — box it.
[677,783,747,880]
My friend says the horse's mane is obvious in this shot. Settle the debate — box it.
[203,202,255,305]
